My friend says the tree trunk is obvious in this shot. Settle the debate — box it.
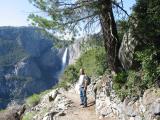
[99,0,122,73]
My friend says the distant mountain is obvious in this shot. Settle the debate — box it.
[0,26,62,109]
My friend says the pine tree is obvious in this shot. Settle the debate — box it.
[28,0,129,72]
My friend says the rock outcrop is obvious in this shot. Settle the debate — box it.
[119,30,138,70]
[22,89,72,120]
[67,39,83,65]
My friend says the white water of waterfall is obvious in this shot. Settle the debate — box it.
[62,48,68,69]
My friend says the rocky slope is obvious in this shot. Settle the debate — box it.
[3,73,157,120]
[19,87,99,120]
[93,74,160,120]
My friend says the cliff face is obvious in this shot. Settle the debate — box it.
[67,40,82,65]
[0,27,62,109]
[118,30,138,70]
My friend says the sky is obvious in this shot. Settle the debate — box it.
[0,0,37,26]
[0,0,136,27]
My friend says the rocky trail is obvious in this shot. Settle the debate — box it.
[57,89,100,120]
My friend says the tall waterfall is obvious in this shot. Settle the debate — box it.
[62,48,68,69]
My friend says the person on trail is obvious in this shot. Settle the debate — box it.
[78,68,87,108]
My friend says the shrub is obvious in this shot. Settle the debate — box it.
[113,50,160,99]
[75,47,107,76]
[25,94,40,107]
[58,65,79,89]
[113,0,160,100]
[135,47,159,88]
[22,112,35,120]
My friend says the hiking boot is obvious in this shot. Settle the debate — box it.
[80,103,84,106]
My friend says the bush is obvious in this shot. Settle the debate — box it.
[22,112,35,120]
[25,94,40,107]
[113,50,160,99]
[112,0,160,100]
[75,47,107,76]
[58,65,79,89]
[135,47,159,88]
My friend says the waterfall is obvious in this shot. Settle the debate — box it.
[62,48,68,69]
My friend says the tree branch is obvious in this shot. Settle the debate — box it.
[112,1,130,17]
[63,13,98,25]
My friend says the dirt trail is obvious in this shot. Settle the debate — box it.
[57,89,110,120]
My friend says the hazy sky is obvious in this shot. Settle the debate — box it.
[0,0,136,26]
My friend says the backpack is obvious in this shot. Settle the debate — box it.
[85,75,91,85]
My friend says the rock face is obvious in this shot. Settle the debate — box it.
[0,27,62,109]
[67,39,83,65]
[118,30,138,70]
[93,74,160,120]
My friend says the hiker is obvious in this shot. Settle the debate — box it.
[78,68,87,108]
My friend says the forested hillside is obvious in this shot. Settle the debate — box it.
[0,27,62,109]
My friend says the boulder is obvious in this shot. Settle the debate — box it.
[119,30,138,70]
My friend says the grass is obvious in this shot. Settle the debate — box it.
[25,94,41,107]
[22,112,36,120]
[25,87,55,107]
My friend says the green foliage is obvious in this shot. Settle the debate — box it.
[95,48,108,75]
[135,46,160,88]
[58,65,79,89]
[112,0,160,100]
[0,109,6,113]
[113,71,139,100]
[113,72,127,84]
[116,20,129,41]
[113,71,128,100]
[80,34,104,52]
[133,0,160,43]
[25,94,40,107]
[28,0,101,38]
[132,0,160,90]
[22,112,35,120]
[113,47,160,99]
[75,47,107,76]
